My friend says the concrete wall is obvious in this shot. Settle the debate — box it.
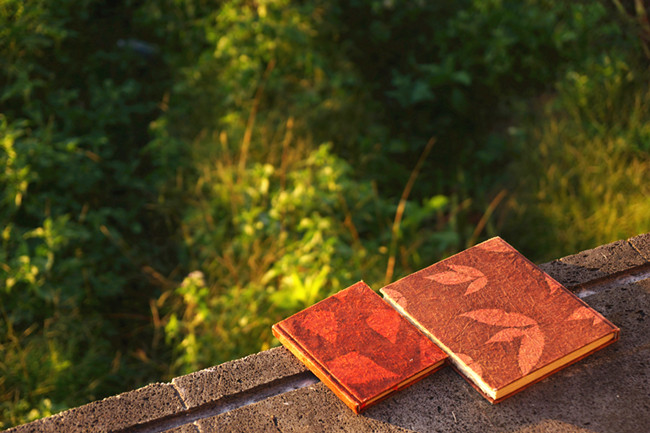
[7,234,650,433]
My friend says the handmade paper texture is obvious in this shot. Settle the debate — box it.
[381,237,619,398]
[273,281,447,412]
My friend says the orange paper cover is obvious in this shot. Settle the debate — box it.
[380,237,619,402]
[273,281,447,412]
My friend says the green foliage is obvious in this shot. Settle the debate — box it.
[325,0,633,204]
[163,142,369,371]
[503,54,650,260]
[0,0,183,427]
[2,0,650,428]
[161,134,458,372]
[157,0,371,152]
[153,0,463,374]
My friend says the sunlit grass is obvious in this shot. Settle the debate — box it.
[504,55,650,261]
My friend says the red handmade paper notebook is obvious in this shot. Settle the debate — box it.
[380,237,619,403]
[272,281,447,413]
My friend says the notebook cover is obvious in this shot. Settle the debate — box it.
[380,237,619,403]
[272,281,448,413]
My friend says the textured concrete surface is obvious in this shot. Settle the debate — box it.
[7,235,650,433]
[5,383,185,433]
[164,424,201,433]
[629,233,650,262]
[539,239,648,288]
[172,346,309,409]
[196,384,414,433]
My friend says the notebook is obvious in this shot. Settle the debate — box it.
[380,237,619,403]
[272,281,448,412]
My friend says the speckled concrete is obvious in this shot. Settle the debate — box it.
[196,383,415,433]
[172,346,309,409]
[164,424,200,433]
[539,239,647,288]
[7,235,650,433]
[629,233,650,262]
[5,382,185,433]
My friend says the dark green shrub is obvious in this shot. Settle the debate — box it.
[0,0,184,426]
[503,54,650,260]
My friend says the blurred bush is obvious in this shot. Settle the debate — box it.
[0,0,182,425]
[150,0,458,373]
[503,54,650,260]
[1,0,649,427]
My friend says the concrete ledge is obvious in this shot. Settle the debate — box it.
[7,234,650,433]
[629,233,650,262]
[172,346,309,409]
[160,425,199,433]
[538,238,648,288]
[196,383,413,433]
[5,383,185,433]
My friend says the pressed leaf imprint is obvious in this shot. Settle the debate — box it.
[461,309,537,327]
[544,274,562,295]
[486,327,525,343]
[517,326,544,375]
[304,310,338,344]
[426,265,487,295]
[463,309,544,375]
[366,310,401,344]
[477,239,513,253]
[328,351,398,386]
[418,337,440,361]
[382,288,407,309]
[568,306,603,326]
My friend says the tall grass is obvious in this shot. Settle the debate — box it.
[158,114,462,374]
[504,55,650,261]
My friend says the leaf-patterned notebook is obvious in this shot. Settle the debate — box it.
[380,237,620,403]
[272,281,448,413]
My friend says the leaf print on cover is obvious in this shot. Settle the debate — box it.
[380,237,619,403]
[462,309,543,375]
[426,265,487,295]
[273,281,447,413]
